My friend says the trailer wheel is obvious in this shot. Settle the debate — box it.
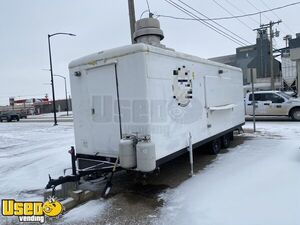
[221,134,231,148]
[209,138,221,155]
[229,131,234,141]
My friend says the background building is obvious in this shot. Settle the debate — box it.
[0,96,72,115]
[210,30,282,92]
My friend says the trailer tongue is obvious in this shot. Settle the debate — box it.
[46,146,119,198]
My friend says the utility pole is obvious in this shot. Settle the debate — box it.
[250,68,256,132]
[254,20,281,90]
[128,0,136,44]
[269,22,275,90]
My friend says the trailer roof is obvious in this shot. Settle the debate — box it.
[69,43,241,72]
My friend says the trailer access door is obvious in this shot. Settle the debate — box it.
[86,63,121,157]
[204,75,236,132]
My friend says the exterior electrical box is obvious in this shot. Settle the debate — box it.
[69,43,245,172]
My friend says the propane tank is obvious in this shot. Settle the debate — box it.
[136,139,156,172]
[119,138,136,169]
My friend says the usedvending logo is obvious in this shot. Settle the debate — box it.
[1,197,63,223]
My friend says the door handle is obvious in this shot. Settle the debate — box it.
[276,105,282,108]
[264,103,270,105]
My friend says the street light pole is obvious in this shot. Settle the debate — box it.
[269,22,275,90]
[47,32,75,125]
[64,77,69,116]
[53,75,69,116]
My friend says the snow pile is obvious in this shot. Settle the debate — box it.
[157,122,300,225]
[0,122,109,225]
[60,200,108,224]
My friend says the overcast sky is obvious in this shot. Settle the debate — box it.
[0,0,299,105]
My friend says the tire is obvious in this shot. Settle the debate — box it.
[229,131,234,141]
[16,116,20,122]
[209,138,221,155]
[221,134,231,148]
[291,108,300,121]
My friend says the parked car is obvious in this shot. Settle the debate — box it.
[245,91,300,121]
[0,111,20,122]
[18,111,27,119]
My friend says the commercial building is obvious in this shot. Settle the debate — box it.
[210,29,281,92]
[0,96,72,115]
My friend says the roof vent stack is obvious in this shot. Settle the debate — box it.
[133,17,165,48]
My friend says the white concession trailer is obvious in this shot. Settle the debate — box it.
[68,18,245,174]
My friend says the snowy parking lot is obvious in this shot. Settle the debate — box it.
[0,122,74,200]
[0,121,299,225]
[157,122,300,225]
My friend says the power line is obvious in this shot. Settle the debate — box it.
[145,0,151,13]
[258,0,294,33]
[140,10,150,19]
[245,0,272,23]
[156,1,300,21]
[212,0,253,30]
[259,0,280,19]
[141,0,152,19]
[163,0,247,46]
[223,0,259,25]
[164,0,244,46]
[176,0,251,45]
[176,0,252,44]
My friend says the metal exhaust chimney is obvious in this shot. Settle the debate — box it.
[133,17,165,48]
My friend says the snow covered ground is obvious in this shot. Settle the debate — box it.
[0,122,74,201]
[58,199,108,224]
[0,121,299,225]
[27,112,73,119]
[156,122,300,225]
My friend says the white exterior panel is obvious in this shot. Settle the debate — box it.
[69,43,244,165]
[144,51,244,160]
